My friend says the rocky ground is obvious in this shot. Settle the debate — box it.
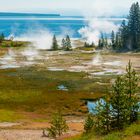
[0,119,83,140]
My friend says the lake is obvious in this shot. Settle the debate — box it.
[0,14,125,38]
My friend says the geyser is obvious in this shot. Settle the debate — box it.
[92,52,102,65]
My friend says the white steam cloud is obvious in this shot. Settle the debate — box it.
[78,18,119,45]
[14,29,53,50]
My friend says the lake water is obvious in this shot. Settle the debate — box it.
[0,14,124,38]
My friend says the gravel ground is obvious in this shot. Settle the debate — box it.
[0,130,53,140]
[0,129,80,140]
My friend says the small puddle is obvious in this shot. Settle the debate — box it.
[87,98,105,114]
[87,99,140,114]
[48,67,64,71]
[58,85,68,91]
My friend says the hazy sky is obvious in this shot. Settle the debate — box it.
[0,0,138,16]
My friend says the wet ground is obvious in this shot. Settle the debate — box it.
[0,47,140,77]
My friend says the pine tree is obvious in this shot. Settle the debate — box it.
[104,34,108,48]
[112,2,140,51]
[110,76,128,130]
[128,2,140,50]
[119,20,129,51]
[47,112,69,138]
[93,99,103,133]
[51,35,58,50]
[65,35,72,51]
[84,114,94,133]
[98,33,105,49]
[0,33,5,43]
[115,33,119,50]
[98,39,102,49]
[101,32,105,48]
[100,99,112,133]
[111,31,115,49]
[91,42,95,47]
[115,31,122,51]
[124,60,139,123]
[94,98,111,134]
[84,42,87,48]
[61,38,66,49]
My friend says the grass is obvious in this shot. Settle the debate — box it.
[124,123,140,136]
[65,133,101,140]
[0,109,22,122]
[75,47,95,51]
[103,132,123,140]
[0,45,139,123]
[0,40,30,48]
[0,67,112,121]
[103,123,140,140]
[67,122,140,140]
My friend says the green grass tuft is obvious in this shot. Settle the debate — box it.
[0,109,22,122]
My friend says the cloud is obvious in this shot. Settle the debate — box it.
[82,0,136,17]
[0,0,136,16]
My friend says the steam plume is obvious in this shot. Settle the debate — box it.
[79,18,119,45]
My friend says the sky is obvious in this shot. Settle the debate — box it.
[0,0,138,16]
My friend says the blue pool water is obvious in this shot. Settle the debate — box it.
[87,99,140,114]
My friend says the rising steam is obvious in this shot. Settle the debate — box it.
[78,18,119,45]
[14,29,53,50]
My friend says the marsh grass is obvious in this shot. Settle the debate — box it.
[0,46,138,122]
[0,109,22,122]
[0,40,30,48]
[0,67,112,121]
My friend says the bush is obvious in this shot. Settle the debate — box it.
[84,114,94,133]
[47,112,69,138]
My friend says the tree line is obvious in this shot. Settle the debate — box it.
[84,42,95,48]
[98,2,140,52]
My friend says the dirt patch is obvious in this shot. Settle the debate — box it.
[0,119,83,139]
[0,130,49,140]
[0,122,21,128]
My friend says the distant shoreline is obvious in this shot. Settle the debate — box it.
[0,12,60,17]
[0,12,127,18]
